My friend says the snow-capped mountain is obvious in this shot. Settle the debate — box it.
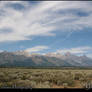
[0,51,92,67]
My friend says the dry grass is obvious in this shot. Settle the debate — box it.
[0,68,92,88]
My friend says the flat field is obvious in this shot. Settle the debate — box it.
[0,68,92,88]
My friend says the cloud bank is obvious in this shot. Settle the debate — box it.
[25,45,49,53]
[0,1,92,42]
[56,46,92,55]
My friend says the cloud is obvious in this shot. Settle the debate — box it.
[56,46,92,55]
[25,45,49,53]
[0,50,3,53]
[0,1,92,42]
[87,54,92,59]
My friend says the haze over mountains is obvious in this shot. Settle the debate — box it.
[0,50,92,67]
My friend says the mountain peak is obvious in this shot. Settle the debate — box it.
[13,50,31,57]
[65,52,72,56]
[0,51,92,67]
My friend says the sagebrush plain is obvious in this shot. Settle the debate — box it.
[0,68,92,88]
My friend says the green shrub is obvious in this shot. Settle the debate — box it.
[12,79,33,88]
[74,73,84,80]
[36,82,51,88]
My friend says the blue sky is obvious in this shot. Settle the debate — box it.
[0,1,92,58]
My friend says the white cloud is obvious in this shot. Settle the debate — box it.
[0,50,3,52]
[56,46,92,55]
[87,54,92,59]
[25,45,49,53]
[0,1,92,42]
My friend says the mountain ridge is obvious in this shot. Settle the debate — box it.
[0,51,92,67]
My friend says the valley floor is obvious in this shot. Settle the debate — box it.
[0,68,92,88]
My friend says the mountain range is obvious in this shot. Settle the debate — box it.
[0,51,92,67]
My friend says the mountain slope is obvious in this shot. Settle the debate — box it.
[0,51,92,67]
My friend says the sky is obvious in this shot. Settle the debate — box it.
[0,1,92,58]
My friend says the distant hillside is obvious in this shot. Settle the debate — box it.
[0,51,92,67]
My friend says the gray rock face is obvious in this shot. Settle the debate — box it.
[0,51,92,67]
